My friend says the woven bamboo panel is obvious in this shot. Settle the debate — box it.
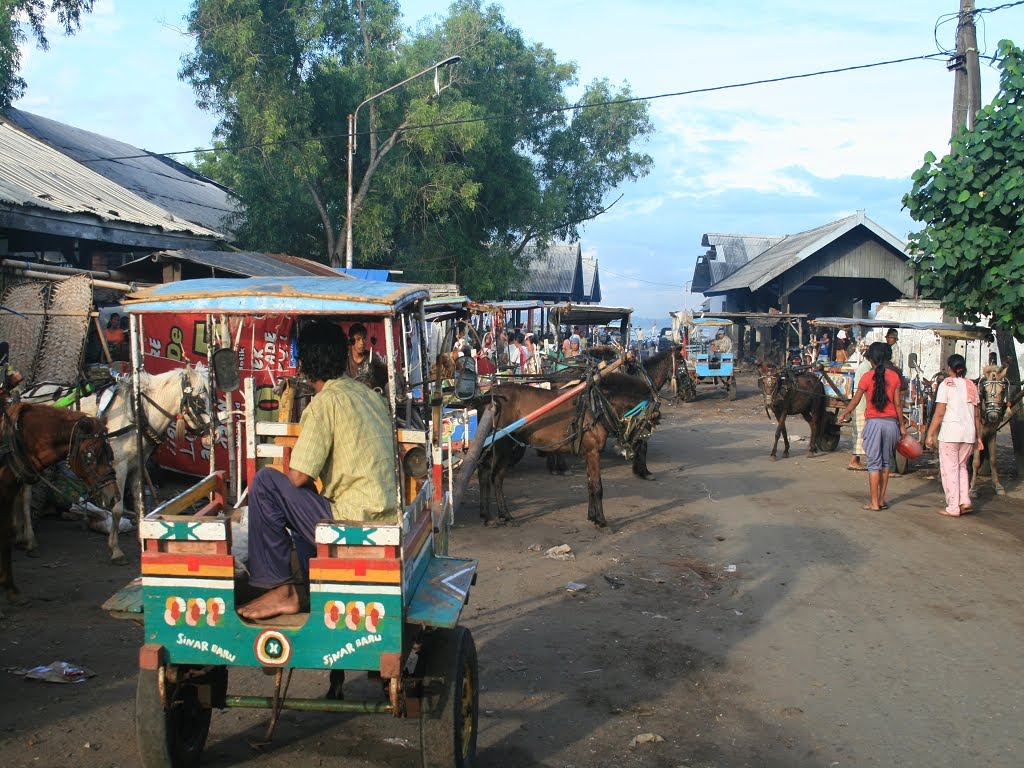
[34,274,93,385]
[0,282,46,379]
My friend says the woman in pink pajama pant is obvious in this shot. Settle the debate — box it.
[925,354,984,517]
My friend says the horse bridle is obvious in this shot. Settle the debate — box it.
[107,369,211,443]
[979,376,1008,426]
[66,418,120,501]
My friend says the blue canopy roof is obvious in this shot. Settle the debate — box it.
[123,276,429,315]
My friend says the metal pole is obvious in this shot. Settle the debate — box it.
[129,314,148,518]
[345,112,355,270]
[344,56,461,270]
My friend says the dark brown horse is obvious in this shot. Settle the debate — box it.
[1,404,119,602]
[757,363,825,460]
[573,345,679,477]
[477,368,664,528]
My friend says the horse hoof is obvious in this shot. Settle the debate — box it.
[111,554,129,566]
[996,488,1006,496]
[769,455,777,462]
[25,548,41,559]
[642,474,656,481]
[969,490,979,499]
[482,518,498,528]
[6,591,29,607]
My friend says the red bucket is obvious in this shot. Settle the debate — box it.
[896,434,923,459]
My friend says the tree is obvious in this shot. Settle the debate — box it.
[0,0,95,107]
[182,0,653,297]
[903,38,1024,471]
[904,39,1024,341]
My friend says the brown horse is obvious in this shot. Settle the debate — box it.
[573,345,678,476]
[971,364,1009,498]
[477,368,664,528]
[1,404,119,602]
[757,363,826,460]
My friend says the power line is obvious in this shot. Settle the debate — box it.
[598,266,687,289]
[83,52,947,164]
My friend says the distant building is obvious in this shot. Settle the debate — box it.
[692,211,914,317]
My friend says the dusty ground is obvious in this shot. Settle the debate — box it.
[1,368,1022,768]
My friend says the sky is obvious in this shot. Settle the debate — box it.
[14,1,1024,323]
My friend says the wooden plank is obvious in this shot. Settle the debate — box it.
[314,524,401,546]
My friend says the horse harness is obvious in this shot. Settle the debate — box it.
[105,374,209,445]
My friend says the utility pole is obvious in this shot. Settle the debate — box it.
[950,0,982,139]
[949,0,1024,476]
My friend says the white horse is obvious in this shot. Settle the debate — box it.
[17,365,211,564]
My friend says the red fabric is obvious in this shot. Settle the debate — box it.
[858,368,902,419]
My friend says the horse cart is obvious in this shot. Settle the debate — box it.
[105,277,480,768]
[679,317,737,401]
[808,317,994,473]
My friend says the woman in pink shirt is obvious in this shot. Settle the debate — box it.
[924,354,983,517]
[838,342,907,510]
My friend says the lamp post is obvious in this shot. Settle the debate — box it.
[345,55,461,269]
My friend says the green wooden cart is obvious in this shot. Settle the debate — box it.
[106,277,479,768]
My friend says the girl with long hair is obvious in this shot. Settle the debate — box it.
[925,354,983,516]
[838,341,907,510]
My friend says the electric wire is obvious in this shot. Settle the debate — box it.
[83,52,949,164]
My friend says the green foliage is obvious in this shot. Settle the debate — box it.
[0,0,94,106]
[903,39,1024,341]
[180,0,653,298]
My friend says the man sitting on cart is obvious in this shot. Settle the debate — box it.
[710,330,732,360]
[238,320,399,621]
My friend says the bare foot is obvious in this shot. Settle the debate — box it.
[959,505,974,514]
[237,584,300,620]
[938,509,960,517]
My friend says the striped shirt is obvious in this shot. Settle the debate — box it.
[289,377,398,521]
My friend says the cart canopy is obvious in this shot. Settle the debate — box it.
[123,276,429,316]
[809,317,992,341]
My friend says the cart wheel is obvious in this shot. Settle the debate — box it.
[136,666,215,768]
[420,626,478,768]
[728,377,737,401]
[817,413,842,452]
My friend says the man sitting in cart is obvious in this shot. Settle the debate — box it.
[710,330,732,360]
[238,320,399,621]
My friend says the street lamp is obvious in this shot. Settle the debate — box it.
[345,55,462,269]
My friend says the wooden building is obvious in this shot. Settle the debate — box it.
[692,211,915,317]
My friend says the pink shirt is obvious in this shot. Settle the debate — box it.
[936,377,979,443]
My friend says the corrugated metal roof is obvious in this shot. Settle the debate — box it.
[702,233,784,264]
[0,119,224,240]
[151,250,340,277]
[515,243,583,300]
[691,233,784,292]
[705,213,908,295]
[6,108,237,235]
[123,276,428,315]
[581,256,602,303]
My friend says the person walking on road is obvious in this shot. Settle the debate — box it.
[838,342,906,511]
[847,341,872,471]
[924,354,984,517]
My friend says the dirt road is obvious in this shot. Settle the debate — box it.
[1,370,1022,767]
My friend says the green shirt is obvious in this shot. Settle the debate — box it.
[289,377,398,522]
